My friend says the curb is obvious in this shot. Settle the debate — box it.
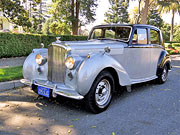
[0,80,25,91]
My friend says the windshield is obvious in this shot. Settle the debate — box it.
[90,26,131,42]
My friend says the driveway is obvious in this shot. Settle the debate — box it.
[0,59,180,135]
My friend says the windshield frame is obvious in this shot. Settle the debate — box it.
[88,25,132,42]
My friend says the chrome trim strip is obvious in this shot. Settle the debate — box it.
[131,76,157,84]
[20,79,32,86]
[51,42,71,52]
[127,45,164,49]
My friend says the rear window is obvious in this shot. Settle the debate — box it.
[150,29,160,45]
[132,29,148,44]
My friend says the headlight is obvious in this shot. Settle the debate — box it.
[65,57,75,69]
[35,54,45,65]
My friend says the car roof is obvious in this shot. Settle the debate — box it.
[93,24,159,30]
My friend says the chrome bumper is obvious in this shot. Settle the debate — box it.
[20,79,84,100]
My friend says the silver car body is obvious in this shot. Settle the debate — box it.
[21,24,170,100]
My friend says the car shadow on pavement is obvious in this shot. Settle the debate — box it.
[0,59,179,135]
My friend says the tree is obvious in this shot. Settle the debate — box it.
[104,0,129,24]
[49,21,71,35]
[174,25,180,42]
[129,6,139,24]
[158,0,180,41]
[147,3,164,28]
[0,0,32,29]
[131,0,159,24]
[22,0,46,33]
[161,23,171,42]
[0,0,47,32]
[42,18,53,34]
[141,0,149,24]
[50,0,98,35]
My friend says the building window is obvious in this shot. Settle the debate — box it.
[0,19,3,30]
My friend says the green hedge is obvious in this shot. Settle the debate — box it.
[0,33,88,58]
[165,41,180,44]
[172,43,180,47]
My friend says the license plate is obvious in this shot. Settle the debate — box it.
[38,86,50,98]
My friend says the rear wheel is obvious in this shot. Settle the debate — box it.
[85,71,115,113]
[157,64,169,84]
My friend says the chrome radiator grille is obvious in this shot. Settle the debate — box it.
[48,45,66,83]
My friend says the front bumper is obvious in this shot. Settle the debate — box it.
[20,79,84,100]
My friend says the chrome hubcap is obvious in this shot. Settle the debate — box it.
[95,79,111,107]
[162,67,167,81]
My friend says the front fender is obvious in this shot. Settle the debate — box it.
[23,48,48,81]
[76,53,131,96]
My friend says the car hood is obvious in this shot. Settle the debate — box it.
[52,40,127,55]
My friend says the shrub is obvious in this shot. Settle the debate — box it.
[0,33,88,58]
[165,42,180,55]
[167,44,173,48]
[172,43,180,47]
[167,50,176,55]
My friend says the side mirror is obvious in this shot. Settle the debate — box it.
[104,46,111,53]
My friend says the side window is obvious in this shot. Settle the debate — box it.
[132,29,148,44]
[91,29,102,39]
[132,30,138,44]
[105,29,115,39]
[150,29,160,44]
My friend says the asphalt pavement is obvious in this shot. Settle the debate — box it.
[0,59,180,135]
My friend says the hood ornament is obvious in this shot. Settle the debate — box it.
[56,37,62,43]
[41,43,44,48]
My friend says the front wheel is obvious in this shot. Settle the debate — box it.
[157,64,169,84]
[85,71,115,113]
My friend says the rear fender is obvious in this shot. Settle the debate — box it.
[156,50,171,76]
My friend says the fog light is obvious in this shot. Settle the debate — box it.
[67,72,73,80]
[37,67,42,73]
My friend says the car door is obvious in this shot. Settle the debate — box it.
[123,27,152,82]
[149,28,164,76]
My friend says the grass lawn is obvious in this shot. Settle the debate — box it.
[0,66,23,82]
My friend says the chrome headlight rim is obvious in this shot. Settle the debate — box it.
[65,56,75,70]
[35,54,47,65]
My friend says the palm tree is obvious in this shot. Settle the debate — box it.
[141,0,149,24]
[132,0,156,24]
[158,0,180,41]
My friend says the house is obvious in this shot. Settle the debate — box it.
[0,0,51,33]
[0,11,23,33]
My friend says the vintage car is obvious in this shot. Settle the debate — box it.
[21,24,171,113]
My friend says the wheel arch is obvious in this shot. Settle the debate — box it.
[156,50,171,76]
[100,67,120,91]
